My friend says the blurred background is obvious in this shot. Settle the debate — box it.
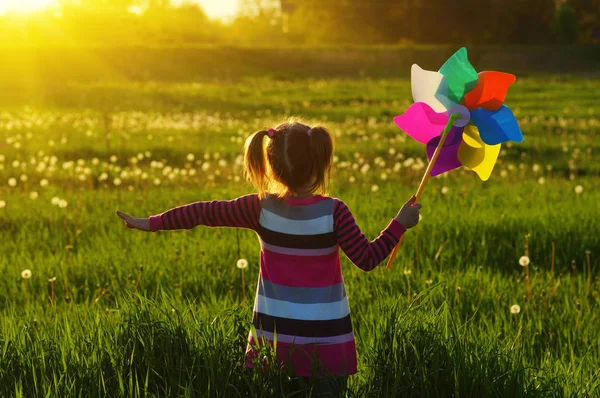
[0,0,598,45]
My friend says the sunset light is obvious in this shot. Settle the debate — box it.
[0,0,55,15]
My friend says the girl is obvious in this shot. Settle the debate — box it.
[116,120,421,391]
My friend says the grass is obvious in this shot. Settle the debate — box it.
[0,48,599,396]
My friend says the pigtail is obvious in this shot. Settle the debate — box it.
[308,126,334,194]
[244,130,270,197]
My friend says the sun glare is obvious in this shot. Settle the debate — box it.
[194,0,239,21]
[0,0,55,15]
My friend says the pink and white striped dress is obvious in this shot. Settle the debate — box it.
[149,193,406,376]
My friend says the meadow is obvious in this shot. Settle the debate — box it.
[0,46,599,397]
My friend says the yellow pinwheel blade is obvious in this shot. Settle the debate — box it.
[458,124,501,181]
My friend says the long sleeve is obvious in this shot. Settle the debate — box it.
[333,199,406,272]
[148,194,261,232]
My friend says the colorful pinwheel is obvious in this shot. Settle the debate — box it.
[394,47,523,181]
[386,47,523,269]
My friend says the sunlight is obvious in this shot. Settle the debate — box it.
[193,0,239,21]
[0,0,55,15]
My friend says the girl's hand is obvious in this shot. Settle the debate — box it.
[395,196,422,229]
[116,210,151,231]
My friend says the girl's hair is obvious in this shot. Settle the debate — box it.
[244,119,334,199]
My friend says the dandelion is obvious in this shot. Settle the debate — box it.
[21,269,32,279]
[0,200,5,208]
[519,256,530,267]
[8,178,17,187]
[349,176,356,183]
[575,185,583,194]
[113,178,122,186]
[29,191,38,200]
[40,179,49,187]
[371,184,379,193]
[51,197,60,205]
[110,155,118,163]
[538,177,545,185]
[380,173,388,181]
[236,258,248,270]
[58,200,68,208]
[510,304,521,314]
[187,153,195,162]
[441,186,449,195]
[153,178,161,186]
[12,160,20,168]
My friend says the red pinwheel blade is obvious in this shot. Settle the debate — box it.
[464,71,516,111]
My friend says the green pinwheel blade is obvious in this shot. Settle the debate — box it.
[439,47,478,104]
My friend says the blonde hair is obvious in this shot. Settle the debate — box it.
[244,118,334,199]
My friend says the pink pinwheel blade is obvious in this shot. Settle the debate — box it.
[394,102,449,145]
[426,127,464,176]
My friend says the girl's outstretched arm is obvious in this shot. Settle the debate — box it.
[116,194,261,232]
[333,196,421,272]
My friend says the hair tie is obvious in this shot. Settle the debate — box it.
[267,128,276,138]
[307,129,313,137]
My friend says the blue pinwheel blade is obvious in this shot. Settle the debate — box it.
[470,105,523,145]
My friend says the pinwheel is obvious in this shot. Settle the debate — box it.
[386,47,523,270]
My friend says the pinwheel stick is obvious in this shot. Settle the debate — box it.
[386,113,460,270]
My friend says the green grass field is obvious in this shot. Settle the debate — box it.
[0,47,599,397]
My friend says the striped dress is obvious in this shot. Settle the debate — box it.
[149,193,406,377]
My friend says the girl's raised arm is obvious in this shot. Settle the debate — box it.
[117,194,261,232]
[333,196,420,272]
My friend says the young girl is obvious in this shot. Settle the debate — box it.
[116,120,421,388]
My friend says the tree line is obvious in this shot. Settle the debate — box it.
[0,0,597,45]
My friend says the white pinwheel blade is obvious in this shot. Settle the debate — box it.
[411,64,456,113]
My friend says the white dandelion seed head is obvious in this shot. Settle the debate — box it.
[511,304,521,314]
[575,185,583,194]
[371,184,379,193]
[0,200,5,208]
[51,197,60,205]
[58,199,68,208]
[21,269,32,279]
[113,178,122,186]
[236,259,248,270]
[441,186,449,195]
[40,179,49,187]
[519,256,530,267]
[29,191,38,200]
[8,178,17,187]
